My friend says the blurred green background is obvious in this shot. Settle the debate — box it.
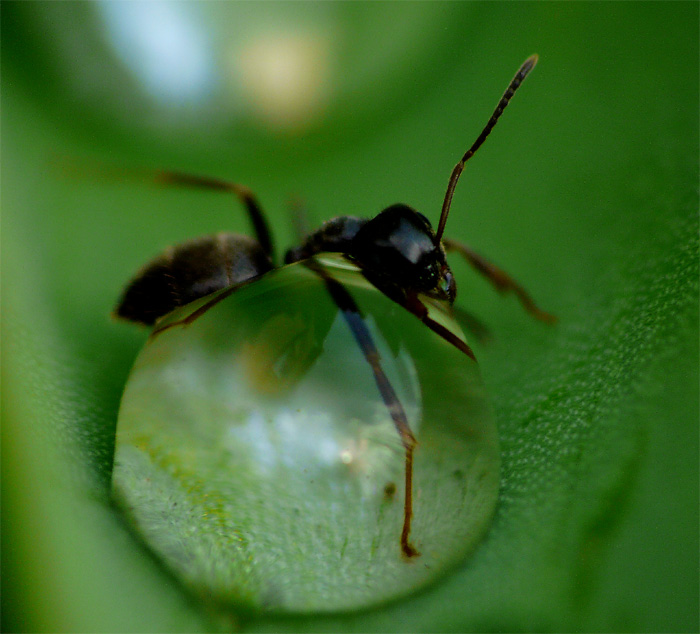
[2,2,698,632]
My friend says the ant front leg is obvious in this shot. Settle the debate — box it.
[360,269,478,361]
[442,237,557,324]
[304,258,421,558]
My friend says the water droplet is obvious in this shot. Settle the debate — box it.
[113,257,499,612]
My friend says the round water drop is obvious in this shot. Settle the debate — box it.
[113,256,499,613]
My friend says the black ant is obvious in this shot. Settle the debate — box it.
[115,55,555,558]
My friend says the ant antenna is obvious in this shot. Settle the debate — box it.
[434,55,538,245]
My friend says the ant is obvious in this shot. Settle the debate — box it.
[115,55,555,558]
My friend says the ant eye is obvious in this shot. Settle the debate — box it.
[418,259,440,286]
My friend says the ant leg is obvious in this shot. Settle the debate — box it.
[149,274,261,340]
[402,291,478,360]
[442,237,557,324]
[304,258,420,559]
[56,158,275,262]
[360,270,478,360]
[149,286,235,339]
[153,171,275,263]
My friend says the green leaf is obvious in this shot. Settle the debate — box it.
[3,2,697,632]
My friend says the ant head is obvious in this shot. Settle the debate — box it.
[348,56,539,305]
[353,204,456,302]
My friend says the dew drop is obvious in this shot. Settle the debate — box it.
[113,256,499,612]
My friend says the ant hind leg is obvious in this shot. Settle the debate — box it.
[153,171,275,263]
